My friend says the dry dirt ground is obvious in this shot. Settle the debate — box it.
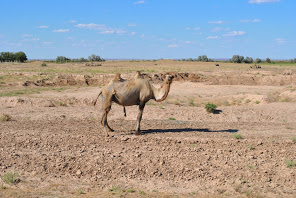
[0,61,296,197]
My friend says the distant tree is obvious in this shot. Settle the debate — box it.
[14,51,27,62]
[244,56,253,63]
[0,52,15,62]
[79,57,87,62]
[201,55,208,62]
[56,56,70,63]
[197,56,202,61]
[239,56,244,63]
[231,55,245,63]
[208,58,214,62]
[294,58,296,63]
[188,58,193,61]
[266,58,271,63]
[88,54,105,62]
[255,58,262,63]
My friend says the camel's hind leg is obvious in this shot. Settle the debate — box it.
[100,92,114,137]
[135,103,146,135]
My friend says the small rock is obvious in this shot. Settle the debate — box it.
[120,137,129,141]
[76,170,82,175]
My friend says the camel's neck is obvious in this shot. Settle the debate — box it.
[152,80,171,102]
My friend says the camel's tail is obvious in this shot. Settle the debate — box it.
[93,91,102,106]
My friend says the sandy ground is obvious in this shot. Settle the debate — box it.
[0,62,296,197]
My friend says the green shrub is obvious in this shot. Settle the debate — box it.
[0,114,12,121]
[205,103,217,113]
[1,172,20,184]
[285,159,296,168]
[128,188,135,193]
[232,134,243,139]
[169,117,176,120]
[41,63,47,67]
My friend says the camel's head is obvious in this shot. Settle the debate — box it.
[164,74,174,84]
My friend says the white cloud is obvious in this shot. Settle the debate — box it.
[206,36,219,39]
[134,1,145,4]
[75,23,107,30]
[43,41,52,45]
[185,27,200,31]
[211,27,230,32]
[68,20,76,23]
[22,38,40,42]
[168,44,178,48]
[130,32,137,36]
[223,31,246,36]
[240,19,261,23]
[39,26,49,28]
[184,41,192,44]
[128,23,137,27]
[208,21,225,24]
[249,0,280,4]
[75,23,126,34]
[53,29,70,33]
[23,34,32,37]
[274,38,287,45]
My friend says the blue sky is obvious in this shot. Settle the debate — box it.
[0,0,295,59]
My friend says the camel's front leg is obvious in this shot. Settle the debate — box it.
[135,103,145,135]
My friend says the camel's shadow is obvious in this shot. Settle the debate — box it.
[140,128,238,134]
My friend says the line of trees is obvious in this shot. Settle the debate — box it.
[177,55,214,62]
[55,54,105,63]
[0,51,28,62]
[230,55,296,64]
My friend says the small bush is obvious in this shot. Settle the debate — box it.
[0,114,12,122]
[291,137,296,143]
[285,159,296,168]
[108,186,120,192]
[139,190,146,195]
[232,134,243,139]
[77,189,85,194]
[1,172,20,184]
[205,103,217,113]
[128,188,135,193]
[169,117,176,120]
[41,63,47,67]
[249,145,255,150]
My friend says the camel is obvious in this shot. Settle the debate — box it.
[94,71,174,137]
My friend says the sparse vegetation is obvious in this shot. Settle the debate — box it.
[139,190,146,195]
[232,134,243,139]
[108,186,120,192]
[205,103,217,113]
[41,62,47,67]
[285,159,296,168]
[0,114,12,121]
[291,137,296,143]
[77,189,85,194]
[249,145,255,150]
[169,117,176,120]
[1,172,20,184]
[128,188,135,193]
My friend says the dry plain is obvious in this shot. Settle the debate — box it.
[0,60,296,197]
